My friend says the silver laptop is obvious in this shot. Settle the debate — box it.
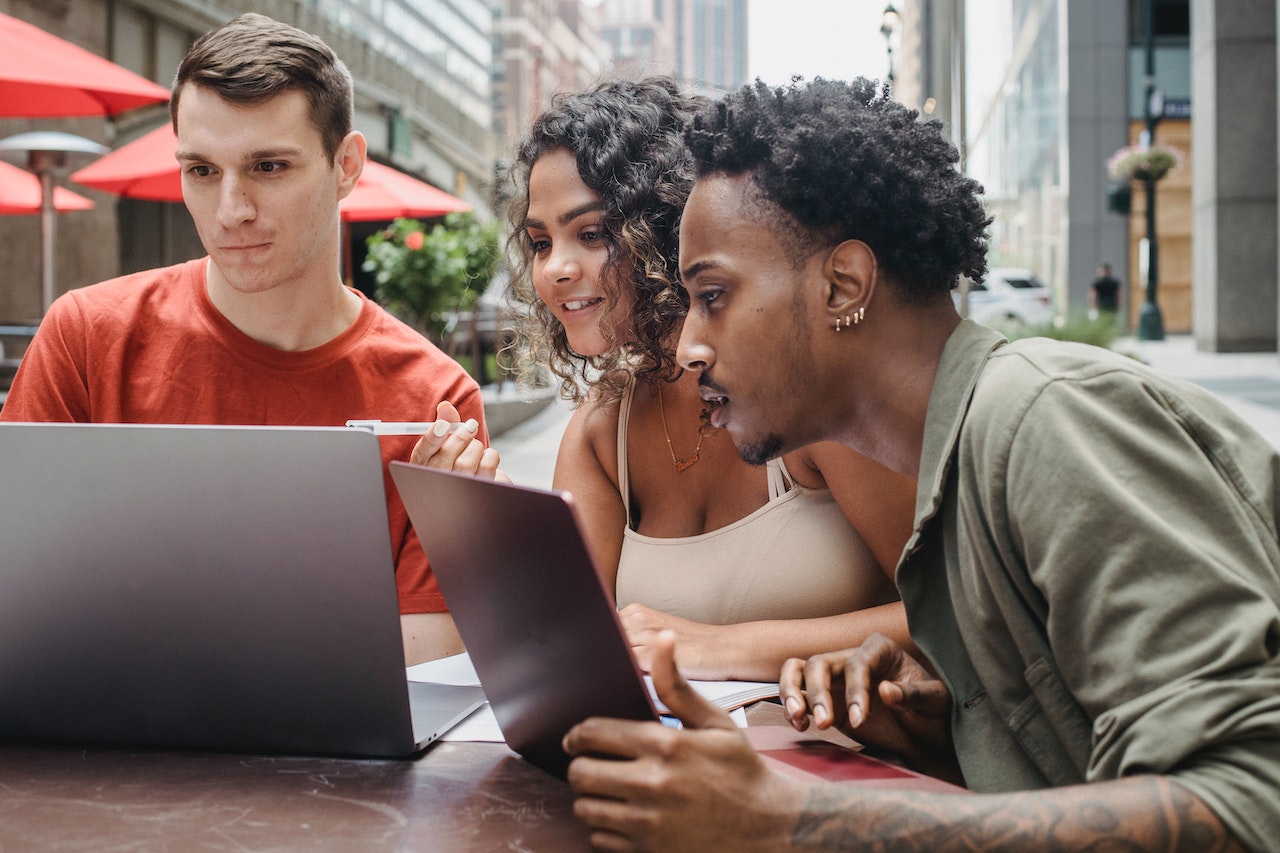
[0,422,484,757]
[390,461,659,777]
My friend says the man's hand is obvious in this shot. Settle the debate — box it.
[409,400,506,480]
[563,631,806,851]
[779,633,953,771]
[619,603,728,681]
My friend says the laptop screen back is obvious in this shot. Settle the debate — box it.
[390,461,657,777]
[0,423,457,757]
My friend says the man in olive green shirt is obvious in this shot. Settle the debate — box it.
[559,78,1277,852]
[897,320,1280,842]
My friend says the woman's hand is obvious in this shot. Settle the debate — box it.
[620,602,736,681]
[409,400,506,481]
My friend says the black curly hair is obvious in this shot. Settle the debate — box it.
[503,76,700,405]
[685,77,991,301]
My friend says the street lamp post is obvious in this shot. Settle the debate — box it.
[881,4,899,95]
[0,131,107,316]
[1136,0,1165,341]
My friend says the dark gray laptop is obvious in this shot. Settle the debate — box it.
[390,461,659,777]
[0,422,484,757]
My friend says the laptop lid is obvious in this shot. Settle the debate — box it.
[0,423,483,757]
[389,461,657,777]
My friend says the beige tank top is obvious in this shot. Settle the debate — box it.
[614,381,897,625]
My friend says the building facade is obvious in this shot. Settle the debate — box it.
[893,0,967,167]
[674,0,746,94]
[594,0,746,95]
[491,0,609,149]
[596,0,678,81]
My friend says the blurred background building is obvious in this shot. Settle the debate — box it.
[893,0,1273,353]
[1,0,1277,358]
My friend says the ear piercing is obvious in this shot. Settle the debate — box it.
[834,306,866,331]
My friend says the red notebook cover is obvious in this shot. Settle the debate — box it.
[744,726,967,794]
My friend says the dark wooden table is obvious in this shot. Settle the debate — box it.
[0,702,890,850]
[0,738,591,851]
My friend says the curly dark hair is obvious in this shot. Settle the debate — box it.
[503,76,700,406]
[685,78,991,301]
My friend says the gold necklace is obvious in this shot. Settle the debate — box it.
[657,384,705,472]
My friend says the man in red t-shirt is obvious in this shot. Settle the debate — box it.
[1,13,494,665]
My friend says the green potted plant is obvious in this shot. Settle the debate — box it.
[361,212,501,342]
[1107,142,1182,183]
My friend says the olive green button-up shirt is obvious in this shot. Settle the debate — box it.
[897,320,1280,852]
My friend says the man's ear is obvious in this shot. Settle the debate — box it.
[824,239,877,323]
[335,131,366,200]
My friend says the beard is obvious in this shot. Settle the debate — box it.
[737,432,784,467]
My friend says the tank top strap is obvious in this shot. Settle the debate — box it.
[616,376,637,523]
[767,456,797,499]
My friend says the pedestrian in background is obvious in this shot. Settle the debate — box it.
[1090,261,1122,319]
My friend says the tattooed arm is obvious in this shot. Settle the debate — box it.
[794,776,1243,853]
[563,633,1246,853]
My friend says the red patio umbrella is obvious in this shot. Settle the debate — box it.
[0,160,93,215]
[70,124,472,220]
[66,123,181,202]
[0,11,171,118]
[342,160,471,222]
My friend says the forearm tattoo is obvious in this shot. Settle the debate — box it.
[790,776,1240,852]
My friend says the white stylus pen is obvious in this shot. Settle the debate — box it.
[345,419,467,436]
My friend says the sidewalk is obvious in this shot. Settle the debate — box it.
[490,391,573,489]
[1119,334,1280,449]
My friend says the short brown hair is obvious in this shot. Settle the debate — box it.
[170,12,353,161]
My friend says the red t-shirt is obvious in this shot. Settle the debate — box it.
[1,257,486,613]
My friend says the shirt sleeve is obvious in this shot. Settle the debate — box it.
[452,381,489,443]
[984,368,1280,852]
[0,294,90,422]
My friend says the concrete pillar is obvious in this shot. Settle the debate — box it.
[1065,1,1130,318]
[1191,0,1277,352]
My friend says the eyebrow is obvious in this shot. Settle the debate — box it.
[175,147,305,163]
[681,260,720,281]
[525,200,604,231]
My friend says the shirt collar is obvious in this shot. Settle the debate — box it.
[902,319,1008,557]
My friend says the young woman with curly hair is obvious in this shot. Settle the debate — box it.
[436,77,918,682]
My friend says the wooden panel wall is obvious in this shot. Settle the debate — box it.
[1125,118,1193,333]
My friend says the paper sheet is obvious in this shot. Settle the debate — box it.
[406,652,480,686]
[407,652,755,742]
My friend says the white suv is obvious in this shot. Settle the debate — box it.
[955,267,1055,330]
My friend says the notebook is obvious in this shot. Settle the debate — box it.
[390,461,660,777]
[0,422,484,758]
